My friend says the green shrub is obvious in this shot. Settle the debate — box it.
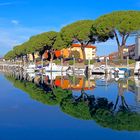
[69,50,80,59]
[129,59,135,64]
[69,60,74,65]
[54,59,61,65]
[84,59,95,65]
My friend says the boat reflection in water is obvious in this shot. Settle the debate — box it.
[4,71,140,131]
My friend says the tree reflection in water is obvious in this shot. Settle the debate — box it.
[4,72,140,131]
[113,79,129,112]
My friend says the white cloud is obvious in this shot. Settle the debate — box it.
[0,1,28,7]
[11,20,19,25]
[0,2,13,6]
[0,25,53,56]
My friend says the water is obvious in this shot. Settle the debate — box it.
[0,71,140,140]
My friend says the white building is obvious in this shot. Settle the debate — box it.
[135,36,140,60]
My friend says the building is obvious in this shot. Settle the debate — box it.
[109,52,119,60]
[135,36,140,60]
[123,44,135,59]
[71,41,96,60]
[109,44,136,60]
[27,41,97,61]
[61,48,70,58]
[0,57,4,62]
[42,49,70,59]
[98,56,109,62]
[41,41,97,60]
[28,52,40,61]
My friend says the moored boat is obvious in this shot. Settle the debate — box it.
[66,67,85,75]
[92,65,105,74]
[111,67,130,76]
[44,63,68,72]
[24,63,36,73]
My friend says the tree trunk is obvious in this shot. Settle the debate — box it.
[25,54,28,63]
[114,31,129,61]
[32,53,35,63]
[120,46,124,61]
[81,42,88,64]
[21,56,24,64]
[81,45,86,64]
[50,51,54,61]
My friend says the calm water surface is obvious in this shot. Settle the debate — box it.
[0,72,140,140]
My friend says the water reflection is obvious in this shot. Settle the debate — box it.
[4,71,140,131]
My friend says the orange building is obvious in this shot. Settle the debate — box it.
[55,50,61,58]
[41,41,96,60]
[61,48,70,58]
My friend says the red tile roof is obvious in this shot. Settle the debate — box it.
[72,43,96,49]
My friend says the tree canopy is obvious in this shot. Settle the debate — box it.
[91,10,140,59]
[4,10,140,61]
[60,20,94,45]
[29,31,58,53]
[4,50,16,60]
[59,20,95,61]
[4,31,58,61]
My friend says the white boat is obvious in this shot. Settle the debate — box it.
[110,73,125,80]
[44,63,68,72]
[24,63,36,73]
[89,74,106,80]
[134,61,140,75]
[92,65,105,74]
[44,71,66,80]
[98,65,115,74]
[105,66,115,74]
[66,68,85,75]
[111,68,125,75]
[111,67,130,76]
[28,72,36,78]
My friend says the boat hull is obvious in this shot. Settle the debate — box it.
[45,64,68,72]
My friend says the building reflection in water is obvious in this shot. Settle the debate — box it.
[6,70,140,99]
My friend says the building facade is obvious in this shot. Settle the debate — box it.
[123,44,135,59]
[135,36,140,60]
[71,42,96,60]
[109,44,136,60]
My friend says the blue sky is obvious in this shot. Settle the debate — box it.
[0,0,140,56]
